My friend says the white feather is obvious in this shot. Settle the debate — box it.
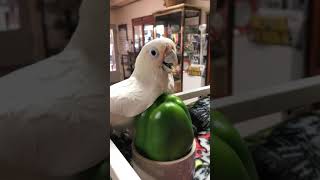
[0,0,106,177]
[110,38,177,126]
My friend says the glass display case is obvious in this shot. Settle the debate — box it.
[144,24,154,44]
[132,15,155,53]
[153,4,208,93]
[110,29,116,71]
[133,25,143,52]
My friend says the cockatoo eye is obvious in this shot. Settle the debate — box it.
[149,48,159,58]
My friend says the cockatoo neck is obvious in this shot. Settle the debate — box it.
[65,0,105,66]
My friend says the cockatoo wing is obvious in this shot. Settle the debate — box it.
[0,0,107,177]
[110,77,159,119]
[0,50,106,176]
[110,112,133,127]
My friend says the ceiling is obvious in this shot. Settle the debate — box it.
[110,0,139,9]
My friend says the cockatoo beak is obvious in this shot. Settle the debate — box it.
[162,45,178,73]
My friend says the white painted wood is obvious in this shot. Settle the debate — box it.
[214,75,320,124]
[176,85,210,101]
[235,113,284,137]
[110,140,141,180]
[183,72,206,92]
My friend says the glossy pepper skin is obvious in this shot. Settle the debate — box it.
[134,93,194,161]
[211,111,259,180]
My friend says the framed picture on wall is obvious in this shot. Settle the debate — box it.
[132,15,155,53]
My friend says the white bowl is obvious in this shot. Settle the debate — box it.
[131,140,196,180]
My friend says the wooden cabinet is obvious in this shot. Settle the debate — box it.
[153,4,208,93]
[0,0,45,76]
[308,0,320,76]
[132,15,155,53]
[129,4,210,93]
[41,0,82,56]
[210,0,233,98]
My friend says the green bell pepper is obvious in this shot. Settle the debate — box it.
[134,93,194,161]
[212,111,259,180]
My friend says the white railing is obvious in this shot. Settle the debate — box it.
[110,86,210,180]
[110,140,141,180]
[213,75,320,131]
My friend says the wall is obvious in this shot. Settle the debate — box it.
[110,9,117,25]
[111,0,210,41]
[232,8,306,95]
[110,0,165,41]
[186,0,210,24]
[232,36,305,95]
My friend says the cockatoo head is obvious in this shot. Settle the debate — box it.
[133,38,178,76]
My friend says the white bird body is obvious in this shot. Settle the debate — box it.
[0,49,106,175]
[110,38,178,126]
[0,0,107,178]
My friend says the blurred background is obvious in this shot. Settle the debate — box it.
[0,0,82,77]
[211,0,313,98]
[212,1,320,180]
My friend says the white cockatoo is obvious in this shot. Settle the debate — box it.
[110,38,178,126]
[0,0,106,179]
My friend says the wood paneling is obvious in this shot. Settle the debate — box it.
[210,0,233,98]
[308,0,320,76]
[132,15,155,52]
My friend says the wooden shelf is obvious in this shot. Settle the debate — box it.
[153,3,202,16]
